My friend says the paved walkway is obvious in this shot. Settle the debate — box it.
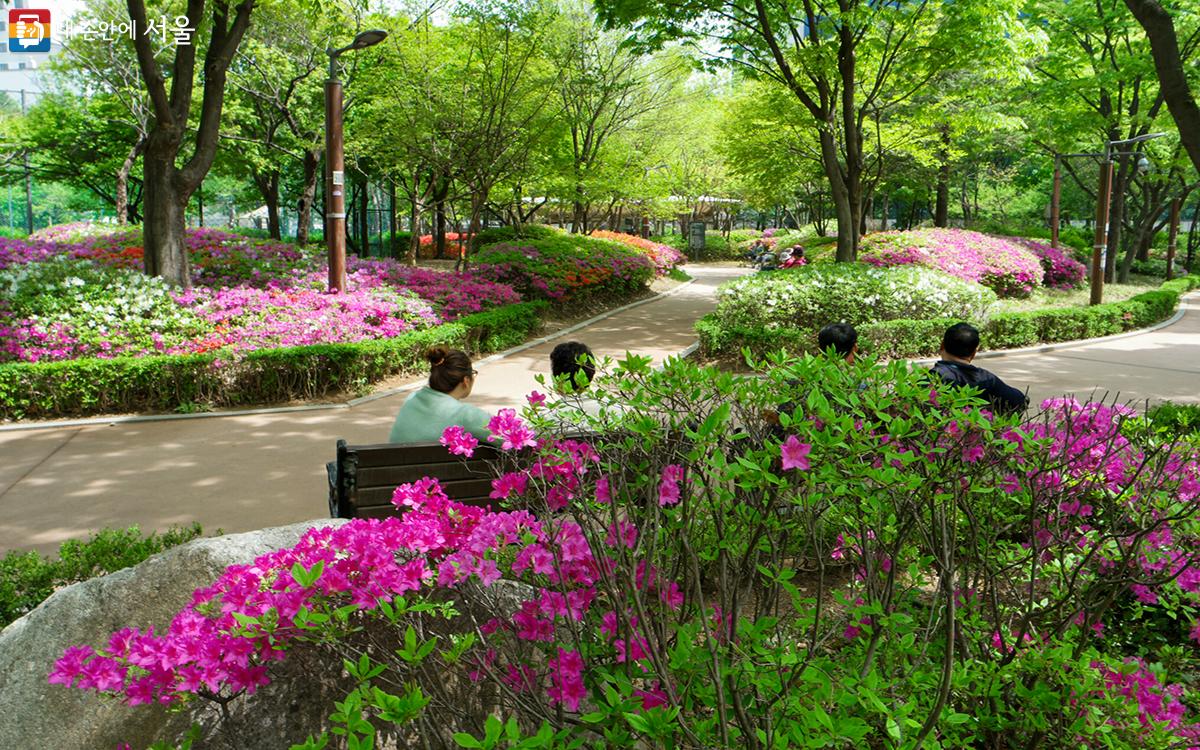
[984,292,1200,409]
[0,266,745,553]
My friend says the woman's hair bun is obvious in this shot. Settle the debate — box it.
[425,346,450,367]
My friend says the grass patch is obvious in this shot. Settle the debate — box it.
[993,275,1162,314]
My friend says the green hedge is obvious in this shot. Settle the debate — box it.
[697,275,1200,360]
[0,302,546,421]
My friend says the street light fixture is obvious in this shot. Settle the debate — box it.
[325,29,388,294]
[1048,132,1167,305]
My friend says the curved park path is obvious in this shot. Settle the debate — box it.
[0,265,746,553]
[1,270,1197,553]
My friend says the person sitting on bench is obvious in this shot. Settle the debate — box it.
[931,323,1028,415]
[550,341,607,419]
[388,346,493,443]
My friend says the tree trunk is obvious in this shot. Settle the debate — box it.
[141,130,190,287]
[142,148,190,287]
[817,127,856,261]
[407,173,422,267]
[1119,215,1155,283]
[296,149,319,246]
[880,193,889,231]
[458,190,487,272]
[253,172,281,240]
[1187,194,1199,272]
[429,172,449,258]
[115,137,145,227]
[357,174,370,257]
[934,125,952,227]
[1125,0,1200,175]
[960,177,971,226]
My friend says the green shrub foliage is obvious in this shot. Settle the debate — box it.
[700,275,1200,359]
[0,524,204,626]
[0,302,545,420]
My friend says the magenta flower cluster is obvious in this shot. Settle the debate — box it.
[49,413,686,717]
[1012,237,1087,290]
[1,227,521,363]
[860,228,1045,298]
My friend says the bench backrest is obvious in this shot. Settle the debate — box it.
[330,439,500,519]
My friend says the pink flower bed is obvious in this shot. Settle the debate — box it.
[860,228,1044,298]
[0,226,521,363]
[1012,237,1087,290]
[589,230,687,275]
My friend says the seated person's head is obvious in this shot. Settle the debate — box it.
[550,341,595,392]
[817,323,858,362]
[426,346,476,398]
[941,323,980,361]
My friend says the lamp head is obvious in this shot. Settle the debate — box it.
[351,29,388,50]
[1136,154,1151,175]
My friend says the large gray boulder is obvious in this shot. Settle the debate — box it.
[0,519,349,750]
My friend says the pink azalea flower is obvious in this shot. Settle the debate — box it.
[781,435,812,471]
[440,425,478,457]
[487,409,537,451]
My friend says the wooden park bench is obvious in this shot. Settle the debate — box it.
[327,439,500,519]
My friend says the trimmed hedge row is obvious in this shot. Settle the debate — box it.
[697,276,1200,361]
[0,302,546,421]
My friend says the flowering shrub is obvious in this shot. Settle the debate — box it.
[473,235,654,301]
[860,228,1045,298]
[1013,237,1088,290]
[50,355,1200,748]
[0,258,212,360]
[712,262,996,334]
[0,226,521,363]
[588,230,687,275]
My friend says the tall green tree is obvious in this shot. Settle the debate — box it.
[597,0,1026,260]
[1124,0,1200,174]
[126,0,255,287]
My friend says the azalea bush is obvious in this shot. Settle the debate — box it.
[0,226,521,364]
[473,234,654,301]
[1013,237,1088,290]
[589,230,687,275]
[860,228,1045,298]
[712,263,996,334]
[49,355,1200,748]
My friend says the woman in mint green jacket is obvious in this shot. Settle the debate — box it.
[388,346,493,444]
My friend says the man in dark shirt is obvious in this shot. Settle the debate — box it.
[931,323,1028,414]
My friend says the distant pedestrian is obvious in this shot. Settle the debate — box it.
[931,323,1028,414]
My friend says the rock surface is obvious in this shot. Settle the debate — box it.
[0,519,348,749]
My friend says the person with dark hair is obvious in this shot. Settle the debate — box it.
[931,323,1028,414]
[550,341,596,392]
[817,322,858,362]
[388,346,492,443]
[548,341,616,421]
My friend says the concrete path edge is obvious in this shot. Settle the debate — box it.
[910,290,1200,365]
